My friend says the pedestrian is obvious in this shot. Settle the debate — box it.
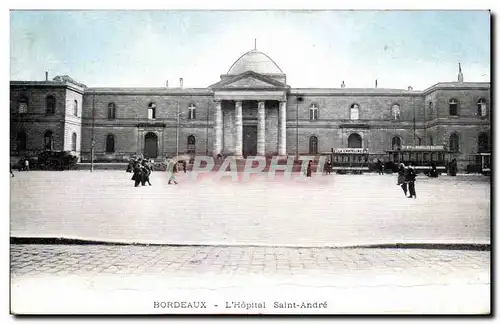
[168,159,178,185]
[132,163,142,187]
[306,160,312,178]
[449,159,457,176]
[182,160,187,173]
[24,158,30,171]
[377,159,383,175]
[397,163,408,197]
[10,162,14,178]
[126,160,134,173]
[406,163,417,199]
[325,160,332,175]
[142,160,152,186]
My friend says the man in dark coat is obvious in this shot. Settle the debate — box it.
[142,161,152,186]
[132,163,142,187]
[182,160,187,173]
[406,163,417,198]
[397,163,408,197]
[306,161,312,177]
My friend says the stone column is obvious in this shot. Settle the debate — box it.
[278,100,287,156]
[234,101,243,158]
[213,100,222,156]
[257,101,266,156]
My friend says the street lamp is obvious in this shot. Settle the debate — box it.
[176,102,180,158]
[296,94,303,158]
[91,94,95,172]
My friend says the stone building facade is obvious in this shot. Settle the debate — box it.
[10,49,491,170]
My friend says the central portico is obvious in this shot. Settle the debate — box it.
[210,49,289,158]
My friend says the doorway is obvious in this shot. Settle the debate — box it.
[243,125,257,157]
[144,132,158,158]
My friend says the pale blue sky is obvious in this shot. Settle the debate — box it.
[10,10,490,89]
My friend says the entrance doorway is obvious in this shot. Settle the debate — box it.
[144,132,158,158]
[243,125,257,157]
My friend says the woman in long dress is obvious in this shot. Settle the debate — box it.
[397,163,407,197]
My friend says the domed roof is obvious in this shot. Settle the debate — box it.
[227,49,284,75]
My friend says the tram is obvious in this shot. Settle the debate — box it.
[328,148,372,174]
[385,145,450,174]
[467,152,491,175]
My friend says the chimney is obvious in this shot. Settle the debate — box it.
[408,86,413,91]
[166,80,169,88]
[45,71,48,81]
[179,78,183,88]
[375,79,378,88]
[341,81,345,88]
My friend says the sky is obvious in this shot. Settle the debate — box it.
[10,10,491,90]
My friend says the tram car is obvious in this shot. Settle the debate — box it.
[385,145,450,174]
[467,153,491,175]
[328,148,372,174]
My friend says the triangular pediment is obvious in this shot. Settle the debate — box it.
[210,71,288,90]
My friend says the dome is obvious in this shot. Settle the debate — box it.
[227,49,284,75]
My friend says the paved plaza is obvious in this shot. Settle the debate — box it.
[10,171,491,314]
[10,171,490,247]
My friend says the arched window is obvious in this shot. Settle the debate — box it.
[348,133,362,148]
[17,132,27,151]
[391,104,401,120]
[188,104,196,120]
[391,136,401,151]
[73,100,78,116]
[428,135,434,146]
[18,96,28,114]
[45,95,56,114]
[309,104,318,120]
[44,130,53,150]
[428,101,433,117]
[309,136,318,154]
[477,98,487,117]
[71,132,77,151]
[106,134,115,153]
[108,103,116,120]
[187,135,196,153]
[417,136,422,146]
[449,133,460,153]
[350,104,359,120]
[449,98,459,116]
[148,103,156,120]
[478,133,490,153]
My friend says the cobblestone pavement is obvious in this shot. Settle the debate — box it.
[10,244,490,314]
[10,244,490,284]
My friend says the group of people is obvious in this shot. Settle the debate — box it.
[397,163,417,198]
[127,158,153,187]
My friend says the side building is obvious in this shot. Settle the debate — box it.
[10,50,491,171]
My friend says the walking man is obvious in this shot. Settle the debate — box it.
[397,163,408,197]
[306,160,312,178]
[168,159,178,185]
[142,160,152,186]
[406,163,417,199]
[132,163,142,187]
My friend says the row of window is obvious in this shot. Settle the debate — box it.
[18,95,79,116]
[16,131,490,155]
[17,96,489,120]
[104,134,197,153]
[428,98,488,117]
[108,103,197,120]
[16,130,78,151]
